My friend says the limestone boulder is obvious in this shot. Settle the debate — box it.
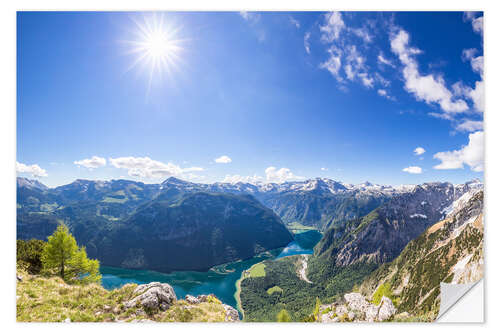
[124,282,177,310]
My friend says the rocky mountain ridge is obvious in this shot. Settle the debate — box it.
[358,190,484,320]
[312,181,483,268]
[91,192,293,272]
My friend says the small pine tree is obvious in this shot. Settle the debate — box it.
[41,224,101,284]
[313,296,321,320]
[276,309,292,322]
[67,245,101,284]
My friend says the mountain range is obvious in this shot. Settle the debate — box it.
[234,179,483,321]
[16,176,483,277]
[358,188,484,320]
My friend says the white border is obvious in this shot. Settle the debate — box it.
[2,1,499,332]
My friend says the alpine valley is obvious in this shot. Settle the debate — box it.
[16,176,484,322]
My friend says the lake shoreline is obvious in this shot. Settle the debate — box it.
[234,272,246,319]
[99,230,323,317]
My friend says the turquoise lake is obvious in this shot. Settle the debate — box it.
[100,230,322,311]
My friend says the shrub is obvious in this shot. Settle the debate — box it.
[17,239,46,274]
[276,309,292,322]
[372,283,393,305]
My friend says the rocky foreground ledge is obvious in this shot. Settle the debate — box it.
[121,282,239,322]
[318,293,397,322]
[16,271,239,322]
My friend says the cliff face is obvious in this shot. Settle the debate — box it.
[91,192,293,272]
[313,182,479,267]
[358,190,484,320]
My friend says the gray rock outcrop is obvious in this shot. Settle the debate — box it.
[319,292,396,322]
[185,294,200,304]
[223,304,239,322]
[344,292,379,322]
[124,282,177,310]
[377,296,396,321]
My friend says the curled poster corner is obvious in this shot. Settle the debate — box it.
[436,279,483,321]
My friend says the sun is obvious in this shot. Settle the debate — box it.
[125,13,184,90]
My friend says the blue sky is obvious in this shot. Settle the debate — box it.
[16,11,484,187]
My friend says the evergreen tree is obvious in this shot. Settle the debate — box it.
[313,296,321,320]
[41,224,101,284]
[276,309,292,322]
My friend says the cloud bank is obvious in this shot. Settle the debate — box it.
[109,156,203,179]
[74,156,106,169]
[214,155,232,164]
[16,162,48,177]
[402,166,422,174]
[433,131,484,172]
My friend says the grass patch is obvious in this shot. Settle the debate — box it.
[371,282,398,306]
[266,286,283,295]
[17,270,130,322]
[40,203,59,212]
[16,269,233,322]
[286,222,318,234]
[158,300,226,322]
[248,263,266,278]
[101,197,128,204]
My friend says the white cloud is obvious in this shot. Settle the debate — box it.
[265,166,304,183]
[472,17,483,35]
[463,12,483,35]
[320,12,345,43]
[74,156,106,169]
[109,156,203,179]
[344,46,366,79]
[239,12,265,42]
[463,12,476,21]
[462,48,483,77]
[304,32,311,54]
[470,56,484,77]
[374,73,390,87]
[455,119,483,132]
[289,16,300,29]
[320,46,343,80]
[222,174,263,184]
[318,14,393,97]
[377,88,395,101]
[402,166,423,174]
[390,29,469,115]
[462,48,483,78]
[377,52,395,67]
[320,167,329,171]
[214,155,232,164]
[239,11,260,23]
[433,131,484,172]
[458,49,484,113]
[414,147,426,155]
[358,73,374,88]
[468,80,484,112]
[350,27,372,43]
[16,162,48,177]
[377,89,388,97]
[452,80,484,114]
